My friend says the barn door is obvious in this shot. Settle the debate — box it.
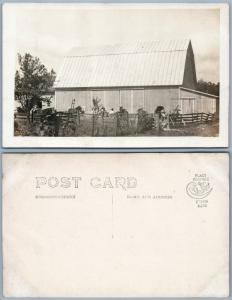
[180,98,195,114]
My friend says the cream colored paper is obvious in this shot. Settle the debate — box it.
[3,153,229,297]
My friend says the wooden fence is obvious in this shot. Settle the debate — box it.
[15,111,215,136]
[169,113,214,127]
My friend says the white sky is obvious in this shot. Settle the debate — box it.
[8,4,220,83]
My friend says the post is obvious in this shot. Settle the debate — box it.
[143,89,145,109]
[92,113,95,136]
[131,90,133,113]
[119,89,121,106]
[167,113,170,130]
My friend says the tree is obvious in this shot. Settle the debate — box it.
[196,79,219,96]
[15,53,56,119]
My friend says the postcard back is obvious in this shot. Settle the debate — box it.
[2,153,229,297]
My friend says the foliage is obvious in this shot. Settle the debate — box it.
[92,97,103,114]
[15,53,56,115]
[116,107,129,136]
[137,108,153,133]
[16,106,25,113]
[196,80,219,96]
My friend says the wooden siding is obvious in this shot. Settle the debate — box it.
[55,87,180,113]
[104,90,120,111]
[133,89,145,113]
[55,90,92,112]
[120,90,132,112]
[144,88,179,113]
[180,89,217,114]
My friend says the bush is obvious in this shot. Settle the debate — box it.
[116,108,129,136]
[137,108,153,133]
[14,120,19,130]
[16,106,26,113]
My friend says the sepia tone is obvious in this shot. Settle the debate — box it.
[3,3,228,147]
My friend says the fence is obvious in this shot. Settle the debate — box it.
[14,111,215,137]
[169,113,214,127]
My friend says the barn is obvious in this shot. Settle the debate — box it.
[54,39,219,116]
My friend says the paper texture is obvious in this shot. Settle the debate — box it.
[2,153,229,297]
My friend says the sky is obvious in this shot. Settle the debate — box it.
[6,4,220,83]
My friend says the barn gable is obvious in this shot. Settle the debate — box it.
[54,39,196,89]
[182,41,197,89]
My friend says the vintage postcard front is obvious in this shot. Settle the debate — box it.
[3,153,229,297]
[2,3,229,147]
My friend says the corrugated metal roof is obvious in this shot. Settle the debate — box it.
[54,39,191,88]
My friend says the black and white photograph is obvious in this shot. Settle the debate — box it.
[2,3,229,147]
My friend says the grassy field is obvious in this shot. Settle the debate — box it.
[137,121,219,137]
[14,115,219,137]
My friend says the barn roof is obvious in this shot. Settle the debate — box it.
[54,39,194,88]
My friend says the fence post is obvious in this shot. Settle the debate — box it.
[77,111,80,125]
[114,115,117,136]
[92,114,95,136]
[167,113,170,130]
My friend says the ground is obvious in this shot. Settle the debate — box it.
[14,117,219,137]
[138,121,219,137]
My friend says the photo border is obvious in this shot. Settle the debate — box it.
[1,2,229,148]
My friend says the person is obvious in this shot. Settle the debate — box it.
[30,106,37,123]
[100,106,109,118]
[160,108,166,121]
[155,106,165,119]
[154,106,168,131]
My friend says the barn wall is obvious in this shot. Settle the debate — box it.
[104,90,120,111]
[120,90,131,112]
[55,90,92,112]
[144,88,179,113]
[180,89,217,114]
[55,87,179,113]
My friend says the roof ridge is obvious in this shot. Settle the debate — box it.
[67,39,190,57]
[66,49,187,58]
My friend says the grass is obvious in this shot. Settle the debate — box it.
[14,118,219,137]
[135,121,219,137]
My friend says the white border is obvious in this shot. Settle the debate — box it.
[2,3,229,148]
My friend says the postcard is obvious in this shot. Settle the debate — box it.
[2,3,229,147]
[2,153,229,297]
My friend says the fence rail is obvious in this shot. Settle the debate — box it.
[15,111,215,136]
